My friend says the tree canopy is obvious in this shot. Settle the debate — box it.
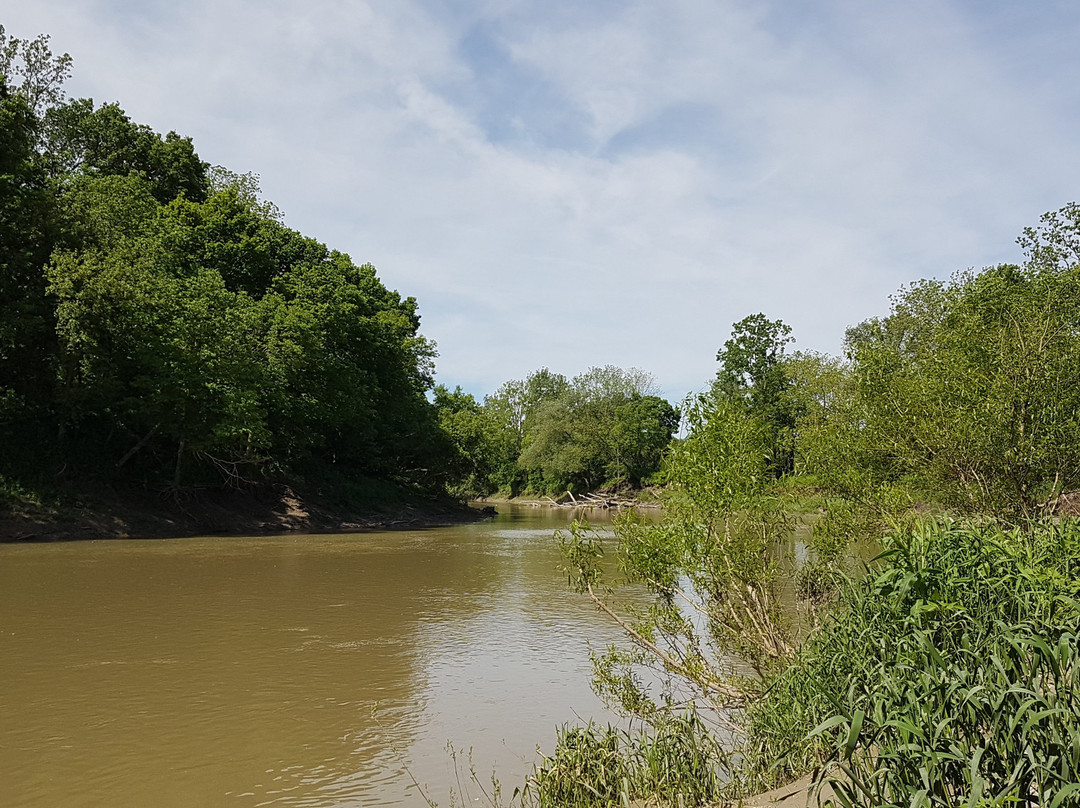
[0,31,445,494]
[434,366,679,497]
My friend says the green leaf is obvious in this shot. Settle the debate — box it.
[843,710,864,758]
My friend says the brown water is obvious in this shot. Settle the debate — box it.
[0,506,639,807]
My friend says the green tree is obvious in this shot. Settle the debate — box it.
[481,378,530,493]
[0,77,59,463]
[609,395,679,486]
[43,99,209,203]
[47,189,271,483]
[481,369,570,493]
[0,25,72,116]
[843,249,1080,516]
[433,385,501,497]
[518,366,676,492]
[714,314,797,476]
[258,250,439,481]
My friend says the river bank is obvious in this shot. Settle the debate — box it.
[0,480,489,542]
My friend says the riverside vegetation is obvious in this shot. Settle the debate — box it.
[0,28,446,512]
[525,214,1080,806]
[5,25,1080,808]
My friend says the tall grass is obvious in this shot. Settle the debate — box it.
[525,710,727,807]
[736,520,1080,805]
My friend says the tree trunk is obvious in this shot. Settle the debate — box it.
[173,440,185,488]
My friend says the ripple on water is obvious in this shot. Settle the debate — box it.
[0,508,640,807]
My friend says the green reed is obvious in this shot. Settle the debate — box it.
[737,519,1080,805]
[524,710,727,808]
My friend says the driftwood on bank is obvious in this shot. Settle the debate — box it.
[541,490,649,509]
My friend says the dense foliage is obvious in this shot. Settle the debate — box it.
[526,713,726,808]
[0,28,450,495]
[743,521,1080,806]
[797,211,1080,518]
[435,365,679,498]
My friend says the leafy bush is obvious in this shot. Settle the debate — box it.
[737,519,1080,805]
[526,711,726,808]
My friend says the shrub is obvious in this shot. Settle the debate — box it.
[737,519,1080,805]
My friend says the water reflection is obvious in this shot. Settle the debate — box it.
[0,506,635,807]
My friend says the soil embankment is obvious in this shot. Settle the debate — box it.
[1,483,488,542]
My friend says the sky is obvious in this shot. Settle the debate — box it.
[4,0,1080,401]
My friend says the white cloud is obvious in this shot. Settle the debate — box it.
[3,0,1080,398]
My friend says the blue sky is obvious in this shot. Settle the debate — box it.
[4,0,1080,400]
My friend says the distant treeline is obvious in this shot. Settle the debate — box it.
[445,201,1080,510]
[434,365,679,498]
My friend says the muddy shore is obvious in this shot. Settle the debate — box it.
[0,482,489,542]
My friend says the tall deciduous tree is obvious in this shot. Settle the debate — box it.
[518,366,676,492]
[0,78,58,445]
[714,314,797,477]
[43,99,208,203]
[0,25,72,116]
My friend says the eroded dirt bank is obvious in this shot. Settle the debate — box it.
[1,483,489,542]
